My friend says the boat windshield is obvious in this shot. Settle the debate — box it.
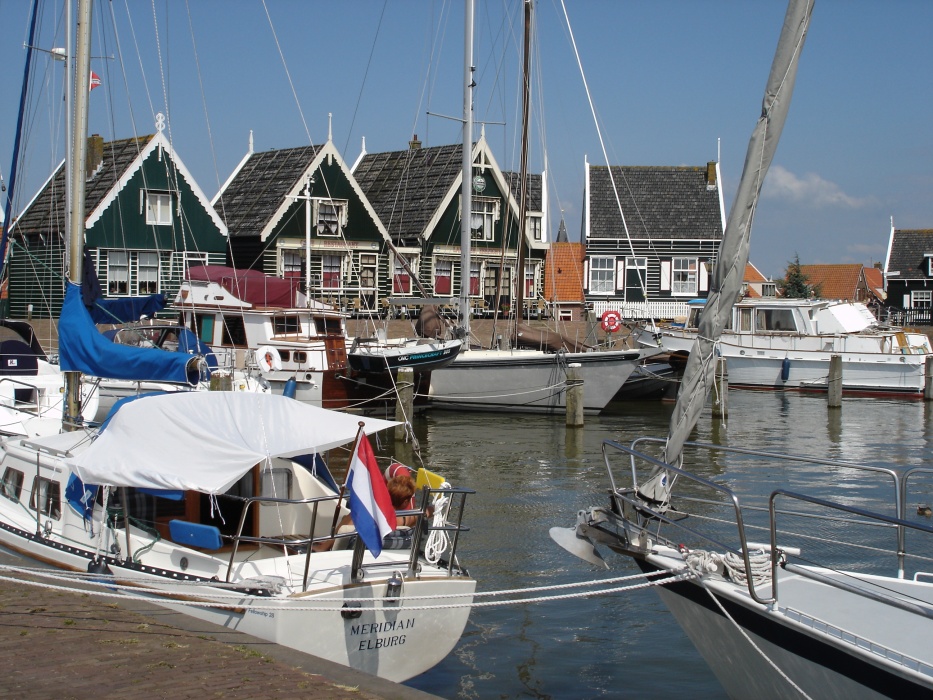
[755,308,797,332]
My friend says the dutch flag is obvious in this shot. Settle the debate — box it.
[346,432,395,557]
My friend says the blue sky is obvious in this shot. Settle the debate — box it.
[1,0,930,279]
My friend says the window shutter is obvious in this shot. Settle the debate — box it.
[660,260,671,291]
[904,294,911,309]
[583,259,590,292]
[699,262,709,292]
[616,259,626,291]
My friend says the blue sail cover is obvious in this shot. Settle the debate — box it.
[88,294,167,324]
[59,283,202,385]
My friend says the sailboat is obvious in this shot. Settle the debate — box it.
[426,0,659,415]
[0,0,475,682]
[552,1,933,696]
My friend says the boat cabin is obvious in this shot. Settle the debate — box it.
[685,298,879,336]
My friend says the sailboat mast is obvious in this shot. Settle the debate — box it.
[64,0,93,427]
[515,0,532,328]
[458,0,474,341]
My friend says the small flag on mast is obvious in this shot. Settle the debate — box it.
[89,72,102,91]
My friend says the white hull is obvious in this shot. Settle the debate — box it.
[428,348,649,414]
[0,362,100,437]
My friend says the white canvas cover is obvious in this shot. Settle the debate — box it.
[65,392,398,493]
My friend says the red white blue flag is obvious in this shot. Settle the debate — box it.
[346,432,395,557]
[89,71,102,91]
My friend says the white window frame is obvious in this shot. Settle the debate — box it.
[315,199,348,237]
[322,254,343,289]
[145,191,173,226]
[589,256,615,294]
[671,257,698,296]
[108,251,129,296]
[911,290,932,308]
[624,256,647,300]
[359,253,378,291]
[282,250,304,278]
[434,259,453,295]
[136,251,160,294]
[392,253,417,296]
[526,214,542,241]
[469,196,499,241]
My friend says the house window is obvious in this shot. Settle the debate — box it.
[672,257,698,296]
[393,254,416,295]
[527,215,542,241]
[315,200,347,237]
[283,251,304,279]
[589,257,615,294]
[912,290,932,308]
[1,467,24,502]
[322,255,341,289]
[137,252,160,294]
[145,191,173,226]
[108,251,129,295]
[525,263,535,297]
[625,257,647,302]
[434,259,452,295]
[359,254,377,290]
[470,197,498,241]
[470,262,481,296]
[29,476,61,520]
[761,282,777,298]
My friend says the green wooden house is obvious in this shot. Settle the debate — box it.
[7,121,228,319]
[214,134,392,314]
[352,130,549,318]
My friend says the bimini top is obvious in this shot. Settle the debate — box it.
[186,265,303,308]
[65,392,397,494]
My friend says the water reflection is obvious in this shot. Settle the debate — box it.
[404,392,932,699]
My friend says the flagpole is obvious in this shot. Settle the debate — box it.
[329,421,367,536]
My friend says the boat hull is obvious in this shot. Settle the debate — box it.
[348,339,462,374]
[428,348,646,414]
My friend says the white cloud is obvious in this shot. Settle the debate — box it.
[763,165,868,208]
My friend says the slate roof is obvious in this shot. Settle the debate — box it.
[799,264,864,300]
[502,171,542,212]
[886,229,933,278]
[543,242,585,303]
[12,135,151,238]
[587,165,723,240]
[354,143,463,240]
[214,144,322,238]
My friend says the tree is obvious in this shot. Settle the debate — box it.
[778,253,820,298]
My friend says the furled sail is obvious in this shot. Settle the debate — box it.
[642,0,814,503]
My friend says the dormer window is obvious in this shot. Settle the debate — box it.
[526,214,542,241]
[315,199,348,237]
[468,196,499,241]
[145,191,172,225]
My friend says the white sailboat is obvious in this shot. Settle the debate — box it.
[554,1,933,696]
[427,0,657,415]
[0,0,475,682]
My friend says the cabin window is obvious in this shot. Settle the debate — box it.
[1,467,24,502]
[527,214,542,241]
[282,251,304,279]
[315,200,347,237]
[29,477,61,520]
[221,315,247,347]
[359,254,377,290]
[137,252,160,294]
[470,197,498,241]
[273,315,300,335]
[589,257,615,294]
[912,290,932,309]
[671,258,698,296]
[261,468,292,501]
[434,259,452,295]
[322,255,342,289]
[145,191,173,226]
[738,308,753,332]
[756,308,797,332]
[293,351,307,364]
[625,257,647,302]
[279,349,291,362]
[313,317,343,335]
[108,251,129,295]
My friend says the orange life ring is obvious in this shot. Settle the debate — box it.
[600,310,622,333]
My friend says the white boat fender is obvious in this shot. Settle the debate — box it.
[257,345,282,374]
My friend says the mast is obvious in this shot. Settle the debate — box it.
[64,0,93,428]
[457,0,475,341]
[514,0,532,331]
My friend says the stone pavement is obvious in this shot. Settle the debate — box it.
[0,558,439,700]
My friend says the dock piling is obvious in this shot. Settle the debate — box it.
[712,357,728,418]
[565,364,584,428]
[395,366,414,441]
[828,354,842,407]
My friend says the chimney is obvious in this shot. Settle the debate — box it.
[706,161,717,188]
[409,134,422,150]
[87,134,104,180]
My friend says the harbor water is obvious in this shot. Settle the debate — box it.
[400,391,933,699]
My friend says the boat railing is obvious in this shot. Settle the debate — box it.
[602,437,925,606]
[226,484,473,589]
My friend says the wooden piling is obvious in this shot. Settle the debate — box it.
[712,357,728,418]
[565,363,584,428]
[395,367,414,441]
[925,356,933,401]
[827,354,842,407]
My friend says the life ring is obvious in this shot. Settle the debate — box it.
[256,345,282,374]
[600,310,622,333]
